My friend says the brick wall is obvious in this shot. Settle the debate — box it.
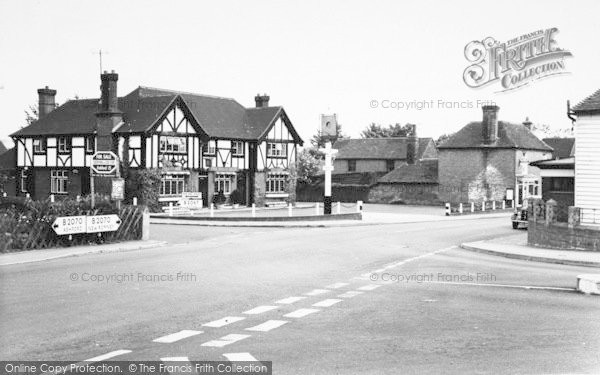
[368,183,442,205]
[253,171,266,206]
[438,149,516,203]
[528,220,600,251]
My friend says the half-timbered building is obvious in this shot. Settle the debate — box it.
[10,72,303,206]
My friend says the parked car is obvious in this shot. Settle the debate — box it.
[511,199,529,229]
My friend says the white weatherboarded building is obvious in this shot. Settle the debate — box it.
[572,89,600,224]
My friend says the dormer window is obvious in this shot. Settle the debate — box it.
[58,137,71,153]
[33,138,46,153]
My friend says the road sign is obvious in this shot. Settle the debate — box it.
[180,192,203,209]
[91,151,119,175]
[86,214,121,233]
[111,178,125,200]
[52,216,87,235]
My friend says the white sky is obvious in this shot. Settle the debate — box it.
[1,0,599,148]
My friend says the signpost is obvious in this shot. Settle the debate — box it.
[180,192,203,210]
[90,151,120,209]
[52,216,87,236]
[52,214,121,235]
[86,214,121,233]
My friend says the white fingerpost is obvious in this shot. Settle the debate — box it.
[459,203,463,214]
[133,197,138,206]
[315,202,319,215]
[337,201,341,214]
[288,203,293,217]
[210,203,214,217]
[169,202,173,217]
[252,203,256,217]
[471,202,475,213]
[50,194,55,203]
[445,203,451,216]
[319,141,338,215]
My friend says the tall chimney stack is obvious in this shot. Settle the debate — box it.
[37,86,57,118]
[95,70,122,151]
[406,124,419,165]
[522,117,532,131]
[255,93,270,108]
[482,105,499,144]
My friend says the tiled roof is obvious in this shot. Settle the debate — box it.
[12,86,303,143]
[377,159,438,184]
[0,141,7,155]
[573,88,600,113]
[0,147,15,171]
[437,121,552,151]
[333,138,433,160]
[542,138,575,159]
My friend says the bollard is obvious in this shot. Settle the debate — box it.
[315,202,319,216]
[459,203,463,214]
[357,200,363,213]
[445,203,451,216]
[337,201,341,215]
[471,202,475,213]
[25,193,30,199]
[482,200,486,211]
[169,202,173,217]
[2,192,6,197]
[502,201,506,210]
[210,203,214,217]
[142,207,150,240]
[252,203,256,217]
[76,195,81,202]
[50,194,55,203]
[492,201,496,210]
[288,203,293,217]
[133,197,138,206]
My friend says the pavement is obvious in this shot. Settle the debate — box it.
[462,232,600,268]
[2,217,600,374]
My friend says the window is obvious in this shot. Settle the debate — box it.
[549,177,574,192]
[33,138,46,153]
[232,141,244,156]
[159,136,187,153]
[267,173,288,193]
[50,170,68,194]
[159,174,186,196]
[215,174,233,195]
[86,137,95,153]
[204,142,216,155]
[267,142,287,157]
[204,158,212,168]
[386,160,395,172]
[20,170,28,193]
[348,160,356,172]
[58,137,71,153]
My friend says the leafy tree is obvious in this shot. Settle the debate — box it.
[24,105,38,128]
[310,123,345,148]
[435,133,454,146]
[295,148,323,183]
[531,123,573,138]
[360,123,414,138]
[124,169,162,212]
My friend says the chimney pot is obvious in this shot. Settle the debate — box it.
[37,86,57,119]
[482,105,500,144]
[523,117,532,130]
[255,93,270,108]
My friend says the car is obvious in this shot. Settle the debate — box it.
[511,200,529,229]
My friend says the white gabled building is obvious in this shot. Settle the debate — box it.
[10,72,303,206]
[572,88,600,224]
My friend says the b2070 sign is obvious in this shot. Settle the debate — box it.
[52,215,121,235]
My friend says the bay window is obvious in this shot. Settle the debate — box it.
[267,173,288,193]
[160,174,187,196]
[215,174,234,195]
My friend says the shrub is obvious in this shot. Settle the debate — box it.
[230,189,243,205]
[125,169,162,212]
[212,191,226,205]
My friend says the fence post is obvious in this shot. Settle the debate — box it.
[482,199,486,212]
[502,200,506,210]
[545,199,557,227]
[459,203,463,214]
[492,201,496,210]
[288,203,293,217]
[471,202,474,213]
[337,201,341,214]
[357,200,363,213]
[252,203,256,218]
[210,203,214,218]
[315,202,319,215]
[50,194,55,203]
[142,207,150,241]
[133,197,138,206]
[445,203,451,216]
[568,206,580,228]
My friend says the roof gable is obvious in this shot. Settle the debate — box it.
[542,137,575,159]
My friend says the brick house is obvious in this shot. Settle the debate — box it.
[10,72,303,206]
[437,106,553,204]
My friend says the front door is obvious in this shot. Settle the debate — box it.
[198,174,208,204]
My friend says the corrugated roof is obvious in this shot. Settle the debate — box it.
[12,86,303,143]
[542,137,575,159]
[377,159,438,184]
[333,138,433,160]
[573,88,600,113]
[437,121,552,151]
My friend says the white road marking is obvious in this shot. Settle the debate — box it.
[223,353,258,361]
[84,350,132,362]
[358,284,382,291]
[245,320,289,332]
[284,308,320,318]
[243,305,278,315]
[202,316,245,328]
[304,289,330,296]
[326,282,349,289]
[338,291,364,298]
[312,299,342,307]
[161,357,190,361]
[275,296,306,304]
[153,330,203,344]
[201,334,251,348]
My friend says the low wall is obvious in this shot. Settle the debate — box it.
[528,220,600,251]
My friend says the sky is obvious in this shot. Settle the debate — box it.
[1,0,599,148]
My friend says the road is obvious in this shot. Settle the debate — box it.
[1,215,599,374]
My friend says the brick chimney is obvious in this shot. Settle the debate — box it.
[522,117,532,131]
[255,93,270,108]
[482,105,499,144]
[95,70,122,151]
[37,86,57,118]
[406,124,419,165]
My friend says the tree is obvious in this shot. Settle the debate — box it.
[310,123,345,148]
[360,123,414,138]
[295,148,322,183]
[531,123,573,138]
[435,133,454,146]
[24,105,38,128]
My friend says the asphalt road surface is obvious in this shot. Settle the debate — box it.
[1,217,599,374]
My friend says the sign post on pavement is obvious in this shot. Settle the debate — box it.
[91,151,120,209]
[52,214,121,236]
